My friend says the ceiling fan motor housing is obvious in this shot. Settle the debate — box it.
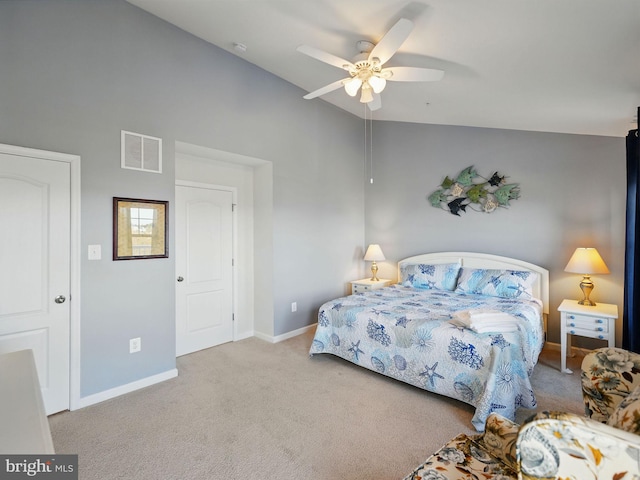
[355,40,375,53]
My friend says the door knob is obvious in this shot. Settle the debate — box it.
[177,276,184,282]
[54,295,66,304]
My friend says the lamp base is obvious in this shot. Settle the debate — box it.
[370,261,379,282]
[577,275,596,306]
[577,298,597,306]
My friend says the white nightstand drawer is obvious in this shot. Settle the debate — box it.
[565,314,609,332]
[352,284,371,294]
[350,278,392,295]
[565,326,610,340]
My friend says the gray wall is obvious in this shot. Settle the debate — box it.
[0,0,364,397]
[0,0,627,401]
[366,121,626,346]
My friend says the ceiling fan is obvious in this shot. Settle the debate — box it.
[297,18,444,111]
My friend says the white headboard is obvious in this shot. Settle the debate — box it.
[397,252,550,316]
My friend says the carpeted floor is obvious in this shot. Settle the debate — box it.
[49,330,585,479]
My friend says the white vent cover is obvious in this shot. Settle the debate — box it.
[121,130,162,174]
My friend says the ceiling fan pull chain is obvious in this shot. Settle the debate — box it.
[370,113,374,184]
[362,104,374,185]
[363,103,367,181]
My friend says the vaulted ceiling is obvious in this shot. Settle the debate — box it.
[127,0,640,137]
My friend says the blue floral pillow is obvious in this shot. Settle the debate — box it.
[400,262,461,291]
[454,268,538,299]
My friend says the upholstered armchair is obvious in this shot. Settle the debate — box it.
[404,347,640,480]
[581,347,640,424]
[517,410,640,480]
[404,410,640,479]
[403,412,520,479]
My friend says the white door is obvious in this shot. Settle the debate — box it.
[0,151,70,414]
[176,184,233,356]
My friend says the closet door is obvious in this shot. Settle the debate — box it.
[0,148,71,414]
[175,184,233,356]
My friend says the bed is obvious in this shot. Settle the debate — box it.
[309,252,549,431]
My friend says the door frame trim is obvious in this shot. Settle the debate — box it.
[175,180,238,342]
[0,143,81,411]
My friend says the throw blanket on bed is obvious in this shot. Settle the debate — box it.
[309,285,544,431]
[451,309,519,333]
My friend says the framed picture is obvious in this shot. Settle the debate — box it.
[113,197,168,260]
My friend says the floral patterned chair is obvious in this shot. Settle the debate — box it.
[404,411,640,479]
[403,412,521,479]
[581,347,640,425]
[404,347,640,480]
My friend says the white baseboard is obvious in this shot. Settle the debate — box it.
[252,331,273,343]
[75,368,178,410]
[234,330,254,341]
[254,323,317,344]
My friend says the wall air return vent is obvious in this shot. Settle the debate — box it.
[121,130,162,174]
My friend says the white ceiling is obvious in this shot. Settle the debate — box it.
[127,0,639,137]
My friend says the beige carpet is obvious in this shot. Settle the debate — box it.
[49,330,585,479]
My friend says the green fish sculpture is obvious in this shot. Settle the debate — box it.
[440,176,455,189]
[428,189,448,207]
[493,184,520,206]
[466,183,488,203]
[455,166,477,186]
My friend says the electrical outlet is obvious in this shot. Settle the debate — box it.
[291,302,297,312]
[129,337,141,353]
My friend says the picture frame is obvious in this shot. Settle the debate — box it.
[113,197,168,260]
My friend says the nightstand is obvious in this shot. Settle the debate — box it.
[350,278,392,294]
[557,299,618,374]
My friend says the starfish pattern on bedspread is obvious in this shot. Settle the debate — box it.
[348,340,364,361]
[420,362,445,387]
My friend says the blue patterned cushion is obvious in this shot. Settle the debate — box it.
[455,268,538,299]
[400,262,461,291]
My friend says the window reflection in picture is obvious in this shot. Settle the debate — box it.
[113,197,168,260]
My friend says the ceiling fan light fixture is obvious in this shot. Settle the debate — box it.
[344,78,362,97]
[360,84,373,103]
[368,75,386,94]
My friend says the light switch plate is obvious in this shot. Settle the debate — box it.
[88,244,101,260]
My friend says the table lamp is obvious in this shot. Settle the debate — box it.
[564,247,610,306]
[364,244,385,281]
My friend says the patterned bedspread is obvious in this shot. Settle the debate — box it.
[309,285,544,431]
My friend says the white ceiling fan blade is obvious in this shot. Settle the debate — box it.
[297,45,355,71]
[303,78,350,100]
[367,93,382,111]
[383,66,444,82]
[368,18,413,66]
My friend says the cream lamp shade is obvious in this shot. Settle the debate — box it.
[344,78,362,97]
[359,83,374,104]
[564,247,610,306]
[364,244,385,281]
